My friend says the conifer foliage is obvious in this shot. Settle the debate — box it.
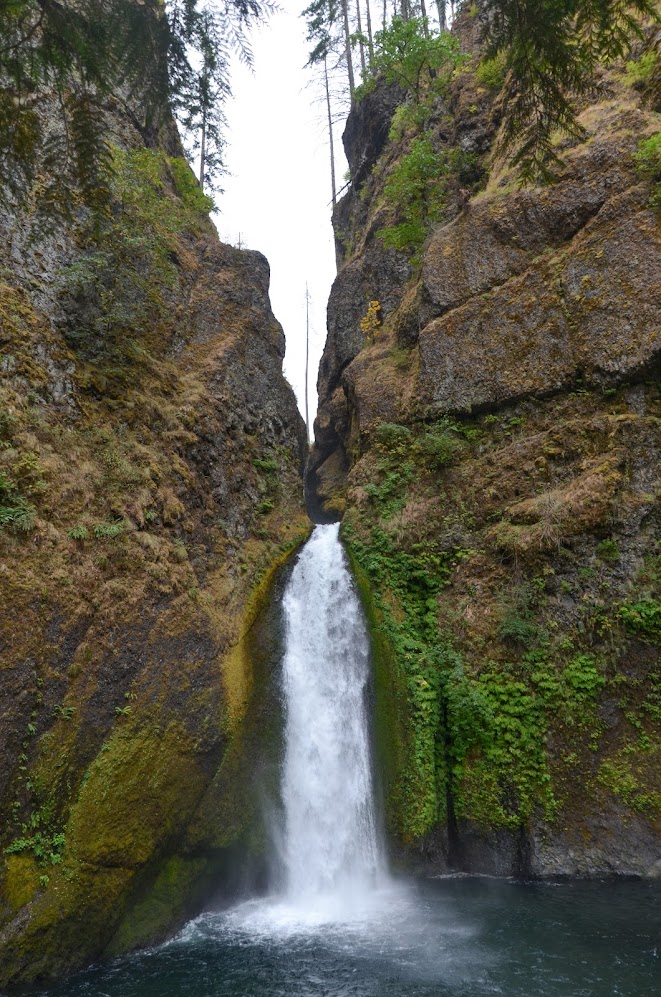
[0,0,273,216]
[482,0,659,180]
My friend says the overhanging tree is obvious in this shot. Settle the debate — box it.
[0,0,274,215]
[480,0,659,180]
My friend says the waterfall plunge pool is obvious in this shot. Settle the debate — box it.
[25,527,661,995]
[30,876,659,996]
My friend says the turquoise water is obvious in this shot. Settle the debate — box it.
[33,876,659,996]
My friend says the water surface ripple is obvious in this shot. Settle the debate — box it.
[34,877,659,996]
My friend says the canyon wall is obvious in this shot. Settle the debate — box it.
[309,10,661,878]
[0,65,308,987]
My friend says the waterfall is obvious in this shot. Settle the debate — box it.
[278,523,382,903]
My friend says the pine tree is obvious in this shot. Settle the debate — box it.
[303,0,345,204]
[0,0,275,216]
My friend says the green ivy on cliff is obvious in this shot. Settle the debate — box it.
[342,411,661,846]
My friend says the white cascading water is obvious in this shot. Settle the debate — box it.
[278,522,382,905]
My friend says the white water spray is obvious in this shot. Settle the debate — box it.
[278,523,382,905]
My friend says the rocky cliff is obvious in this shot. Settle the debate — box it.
[308,11,661,877]
[0,69,308,986]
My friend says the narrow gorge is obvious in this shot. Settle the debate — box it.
[1,0,660,992]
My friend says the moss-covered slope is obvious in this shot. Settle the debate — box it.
[309,10,660,876]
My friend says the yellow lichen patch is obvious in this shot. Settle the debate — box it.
[67,720,207,868]
[4,854,40,910]
[219,533,310,730]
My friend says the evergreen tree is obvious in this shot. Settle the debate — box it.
[480,0,659,180]
[0,0,274,216]
[302,0,343,204]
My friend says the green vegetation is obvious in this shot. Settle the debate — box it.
[356,16,462,103]
[597,755,661,813]
[351,19,473,260]
[377,143,480,259]
[169,157,215,214]
[475,52,507,90]
[634,133,661,209]
[624,50,659,87]
[0,470,36,533]
[482,0,659,181]
[377,136,449,258]
[619,600,661,641]
[304,3,659,201]
[253,457,279,473]
[4,803,65,868]
[67,526,89,541]
[60,147,209,376]
[343,518,456,836]
[596,538,620,563]
[93,521,126,540]
[341,405,660,845]
[415,420,466,469]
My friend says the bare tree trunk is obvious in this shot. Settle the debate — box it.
[383,0,387,31]
[436,0,446,31]
[420,0,428,33]
[198,105,206,190]
[364,0,374,62]
[355,0,366,77]
[341,0,355,97]
[324,56,337,208]
[305,284,311,441]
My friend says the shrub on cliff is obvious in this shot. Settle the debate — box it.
[356,16,462,103]
[634,132,661,208]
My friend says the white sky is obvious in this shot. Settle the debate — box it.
[213,1,348,435]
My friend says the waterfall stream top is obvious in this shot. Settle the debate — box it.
[279,523,383,907]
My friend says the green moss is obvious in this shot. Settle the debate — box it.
[59,146,213,380]
[634,132,661,210]
[343,547,408,838]
[168,157,215,215]
[597,754,661,815]
[342,518,459,839]
[106,855,207,955]
[68,720,207,867]
[221,528,310,728]
[4,853,41,909]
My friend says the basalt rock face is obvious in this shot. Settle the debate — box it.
[311,16,660,878]
[0,73,308,987]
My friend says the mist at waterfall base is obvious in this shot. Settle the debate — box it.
[34,527,659,997]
